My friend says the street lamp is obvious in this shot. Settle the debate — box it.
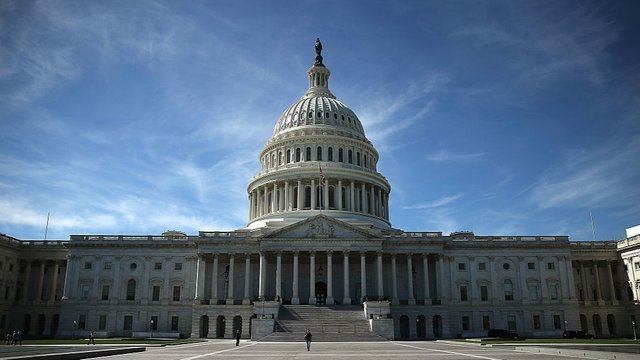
[632,320,637,340]
[564,320,568,331]
[378,300,381,319]
[150,320,154,338]
[72,320,77,340]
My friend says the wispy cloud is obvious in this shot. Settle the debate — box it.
[426,150,485,162]
[402,194,463,210]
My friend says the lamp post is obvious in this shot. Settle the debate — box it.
[564,320,568,332]
[262,297,266,319]
[378,300,381,319]
[633,320,637,340]
[150,320,154,338]
[72,320,77,340]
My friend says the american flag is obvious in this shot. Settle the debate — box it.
[319,165,326,186]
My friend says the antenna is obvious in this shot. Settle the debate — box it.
[589,209,596,241]
[44,212,50,241]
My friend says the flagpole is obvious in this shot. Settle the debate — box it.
[44,212,50,241]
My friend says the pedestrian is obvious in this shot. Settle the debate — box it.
[87,330,95,345]
[11,331,17,345]
[16,330,23,345]
[304,329,312,351]
[5,332,11,345]
[235,329,241,346]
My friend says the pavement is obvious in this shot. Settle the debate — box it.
[1,340,640,360]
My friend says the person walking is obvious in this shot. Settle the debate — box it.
[87,330,95,345]
[235,329,241,346]
[304,329,312,351]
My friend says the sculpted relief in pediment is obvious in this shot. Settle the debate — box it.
[266,216,371,240]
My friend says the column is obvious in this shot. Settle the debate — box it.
[243,255,251,304]
[343,251,351,305]
[310,179,316,209]
[258,252,266,298]
[61,256,72,300]
[565,257,577,300]
[593,261,603,303]
[423,254,431,303]
[309,251,316,304]
[36,262,45,302]
[326,251,334,304]
[377,251,384,298]
[377,188,382,216]
[263,185,268,214]
[606,260,617,304]
[438,255,447,303]
[407,254,415,305]
[211,254,219,303]
[297,180,302,210]
[369,184,374,215]
[276,252,282,301]
[195,256,205,301]
[226,254,235,304]
[272,183,278,212]
[537,256,547,301]
[284,181,290,211]
[360,251,367,303]
[323,176,329,210]
[21,261,31,303]
[361,183,366,213]
[337,179,343,210]
[256,188,262,217]
[580,261,589,302]
[469,257,477,303]
[292,251,300,304]
[50,262,59,302]
[391,254,398,303]
[350,181,355,211]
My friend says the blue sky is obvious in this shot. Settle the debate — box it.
[1,0,639,241]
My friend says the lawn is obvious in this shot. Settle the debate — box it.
[458,338,640,345]
[20,338,203,345]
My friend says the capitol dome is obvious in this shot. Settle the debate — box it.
[247,39,391,230]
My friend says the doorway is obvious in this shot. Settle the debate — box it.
[315,282,327,305]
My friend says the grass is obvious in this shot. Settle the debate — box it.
[455,338,640,345]
[20,338,203,345]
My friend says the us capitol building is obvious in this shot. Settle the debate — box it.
[1,40,639,341]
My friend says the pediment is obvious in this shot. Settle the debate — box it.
[262,215,375,240]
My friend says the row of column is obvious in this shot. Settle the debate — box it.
[16,260,64,304]
[576,259,620,304]
[623,257,639,302]
[248,179,389,220]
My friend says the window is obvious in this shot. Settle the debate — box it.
[84,262,92,270]
[328,147,333,161]
[547,262,555,270]
[553,315,561,329]
[126,279,136,301]
[124,315,133,331]
[462,316,470,331]
[78,315,86,330]
[306,147,311,161]
[154,263,162,270]
[504,279,514,301]
[527,262,535,270]
[460,286,468,301]
[81,284,90,300]
[478,262,486,271]
[507,315,516,331]
[348,150,353,164]
[4,286,9,300]
[482,315,490,330]
[152,286,160,301]
[295,148,301,162]
[130,263,137,270]
[528,284,539,300]
[173,286,181,301]
[549,284,558,300]
[356,152,361,166]
[458,263,466,271]
[364,154,367,168]
[174,263,183,271]
[98,315,107,330]
[533,315,541,329]
[171,316,179,331]
[480,285,488,301]
[101,285,109,301]
[286,149,291,163]
[634,262,640,271]
[151,316,158,331]
[338,148,343,162]
[503,263,510,270]
[9,264,13,272]
[103,262,112,270]
[316,146,322,161]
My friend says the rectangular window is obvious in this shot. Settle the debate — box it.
[458,263,466,271]
[507,315,516,331]
[547,262,555,270]
[98,315,107,330]
[173,286,181,301]
[462,316,470,331]
[174,263,183,271]
[84,262,92,270]
[103,262,112,270]
[154,262,162,270]
[81,284,90,300]
[527,262,535,270]
[460,286,468,301]
[171,316,179,331]
[4,286,9,300]
[9,264,13,272]
[124,316,133,331]
[635,262,640,270]
[152,286,160,301]
[478,262,486,271]
[533,315,541,329]
[482,315,490,331]
[549,285,558,300]
[78,314,86,330]
[553,315,561,329]
[528,284,539,300]
[480,285,488,301]
[101,285,109,301]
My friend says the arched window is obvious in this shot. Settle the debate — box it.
[278,151,283,166]
[364,155,367,168]
[271,154,275,168]
[126,279,136,301]
[308,112,312,119]
[317,146,322,161]
[356,152,361,166]
[306,147,311,161]
[286,149,291,164]
[328,147,333,161]
[304,187,311,208]
[334,113,337,119]
[348,150,353,164]
[338,148,343,162]
[504,279,514,301]
[295,148,301,162]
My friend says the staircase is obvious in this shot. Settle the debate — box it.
[259,304,387,342]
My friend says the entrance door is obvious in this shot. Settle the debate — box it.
[216,316,226,338]
[200,316,209,338]
[315,282,327,305]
